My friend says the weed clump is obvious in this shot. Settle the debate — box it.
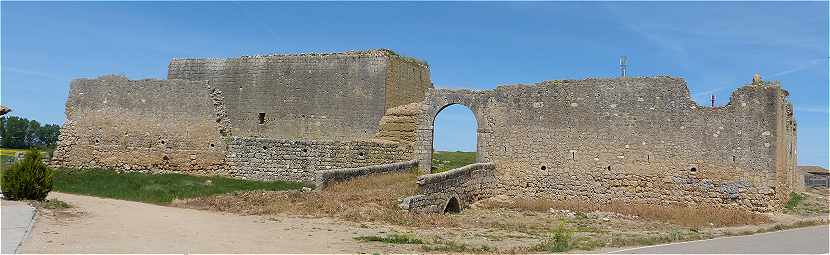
[422,239,494,253]
[41,199,71,209]
[354,234,424,244]
[784,192,804,211]
[1,149,54,201]
[534,221,574,252]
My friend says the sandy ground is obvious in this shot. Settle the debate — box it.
[18,190,829,254]
[19,192,416,254]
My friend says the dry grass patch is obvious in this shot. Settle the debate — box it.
[177,171,457,227]
[482,198,770,227]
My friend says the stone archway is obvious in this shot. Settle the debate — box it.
[416,89,492,173]
[444,196,461,213]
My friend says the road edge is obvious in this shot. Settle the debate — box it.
[605,224,830,254]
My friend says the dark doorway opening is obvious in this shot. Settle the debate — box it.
[444,197,461,213]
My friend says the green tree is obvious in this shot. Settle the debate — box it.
[38,124,61,149]
[1,116,30,148]
[0,116,61,149]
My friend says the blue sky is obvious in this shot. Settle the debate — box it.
[1,2,827,167]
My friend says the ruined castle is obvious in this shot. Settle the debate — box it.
[51,49,798,213]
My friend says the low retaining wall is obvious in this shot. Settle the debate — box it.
[399,162,496,213]
[225,137,412,183]
[316,160,418,189]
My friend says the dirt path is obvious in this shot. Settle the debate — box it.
[20,192,412,253]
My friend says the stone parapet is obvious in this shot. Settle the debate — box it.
[315,160,418,190]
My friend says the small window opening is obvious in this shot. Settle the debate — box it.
[571,152,575,160]
[258,113,266,124]
[647,154,650,162]
[95,139,100,144]
[732,156,736,163]
[262,146,267,150]
[444,197,461,213]
[690,167,698,173]
[162,155,169,160]
[541,165,547,170]
[302,148,308,153]
[160,140,165,145]
[607,165,611,171]
[358,152,365,157]
[210,143,215,148]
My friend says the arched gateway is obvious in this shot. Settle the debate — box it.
[415,88,494,173]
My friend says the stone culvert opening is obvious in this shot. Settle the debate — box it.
[444,196,461,213]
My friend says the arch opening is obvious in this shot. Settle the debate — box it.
[432,104,478,173]
[444,197,461,213]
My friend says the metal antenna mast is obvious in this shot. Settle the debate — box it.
[619,56,628,77]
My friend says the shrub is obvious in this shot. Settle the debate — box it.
[784,192,804,211]
[1,148,54,201]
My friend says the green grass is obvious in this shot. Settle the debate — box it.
[785,192,804,211]
[354,234,424,244]
[0,148,29,157]
[431,151,476,173]
[51,168,307,204]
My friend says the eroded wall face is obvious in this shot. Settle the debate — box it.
[51,76,228,174]
[421,77,794,212]
[169,51,395,141]
[385,58,432,110]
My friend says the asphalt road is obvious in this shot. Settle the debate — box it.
[1,200,36,254]
[609,225,830,254]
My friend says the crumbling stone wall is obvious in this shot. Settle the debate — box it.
[55,50,431,182]
[417,76,797,212]
[168,49,431,141]
[54,49,798,213]
[375,102,422,147]
[385,55,431,109]
[400,162,497,213]
[51,75,229,174]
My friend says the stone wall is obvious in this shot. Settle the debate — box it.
[54,50,431,183]
[51,75,229,175]
[168,49,431,141]
[225,137,412,183]
[385,54,431,109]
[417,76,796,212]
[400,162,497,213]
[375,102,422,147]
[316,160,418,190]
